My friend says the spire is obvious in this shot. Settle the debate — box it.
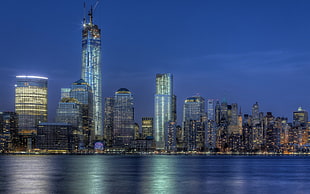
[83,2,86,25]
[88,6,93,24]
[85,0,99,25]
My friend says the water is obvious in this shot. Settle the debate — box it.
[0,155,310,194]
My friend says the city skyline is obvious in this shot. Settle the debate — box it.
[1,1,310,123]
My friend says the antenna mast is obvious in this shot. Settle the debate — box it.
[88,0,99,24]
[83,2,86,25]
[88,6,93,24]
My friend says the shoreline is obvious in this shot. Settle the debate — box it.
[2,151,310,156]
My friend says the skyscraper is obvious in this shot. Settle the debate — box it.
[113,88,134,147]
[104,97,114,146]
[70,79,93,147]
[15,75,48,151]
[15,76,48,135]
[165,121,177,151]
[0,112,18,152]
[293,107,308,127]
[182,96,206,151]
[183,96,205,122]
[61,88,71,99]
[55,98,82,129]
[207,99,215,121]
[141,117,153,139]
[81,6,102,137]
[252,102,260,126]
[154,73,174,150]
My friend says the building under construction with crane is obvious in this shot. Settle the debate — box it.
[81,1,103,138]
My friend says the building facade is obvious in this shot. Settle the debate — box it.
[104,97,114,146]
[70,79,93,147]
[165,121,177,151]
[113,88,134,147]
[154,73,174,150]
[183,96,206,151]
[142,117,153,139]
[81,7,102,137]
[0,112,18,152]
[15,75,48,135]
[36,123,74,153]
[55,98,82,148]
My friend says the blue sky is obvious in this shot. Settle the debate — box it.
[1,0,310,123]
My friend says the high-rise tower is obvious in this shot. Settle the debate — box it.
[70,79,93,147]
[252,102,260,126]
[81,5,102,137]
[293,106,308,127]
[154,73,174,150]
[15,76,48,135]
[15,75,48,150]
[113,88,134,147]
[183,96,205,122]
[182,96,206,151]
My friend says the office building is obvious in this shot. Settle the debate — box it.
[15,75,48,150]
[81,6,103,137]
[15,75,48,134]
[154,73,174,150]
[0,112,18,152]
[141,117,153,139]
[55,97,82,145]
[70,79,93,147]
[36,123,74,153]
[182,96,206,151]
[183,96,205,122]
[293,107,308,127]
[134,123,140,140]
[207,99,215,121]
[61,88,71,99]
[165,121,177,151]
[252,102,260,125]
[104,97,114,146]
[55,98,82,129]
[113,88,134,147]
[206,120,217,151]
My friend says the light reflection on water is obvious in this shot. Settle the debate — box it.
[1,155,310,193]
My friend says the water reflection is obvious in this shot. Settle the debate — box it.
[60,155,107,193]
[1,155,310,193]
[146,156,177,193]
[0,155,58,193]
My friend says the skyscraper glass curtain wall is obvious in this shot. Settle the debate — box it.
[15,75,48,135]
[81,7,102,136]
[154,73,174,150]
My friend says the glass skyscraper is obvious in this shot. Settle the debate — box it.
[104,97,115,147]
[183,96,205,122]
[70,79,93,147]
[81,8,102,137]
[113,88,134,147]
[183,96,206,151]
[207,99,215,121]
[15,75,48,135]
[55,97,83,149]
[154,73,174,150]
[55,98,82,130]
[293,106,308,127]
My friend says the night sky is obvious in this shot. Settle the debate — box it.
[1,0,310,124]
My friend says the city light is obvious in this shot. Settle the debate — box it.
[16,75,48,80]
